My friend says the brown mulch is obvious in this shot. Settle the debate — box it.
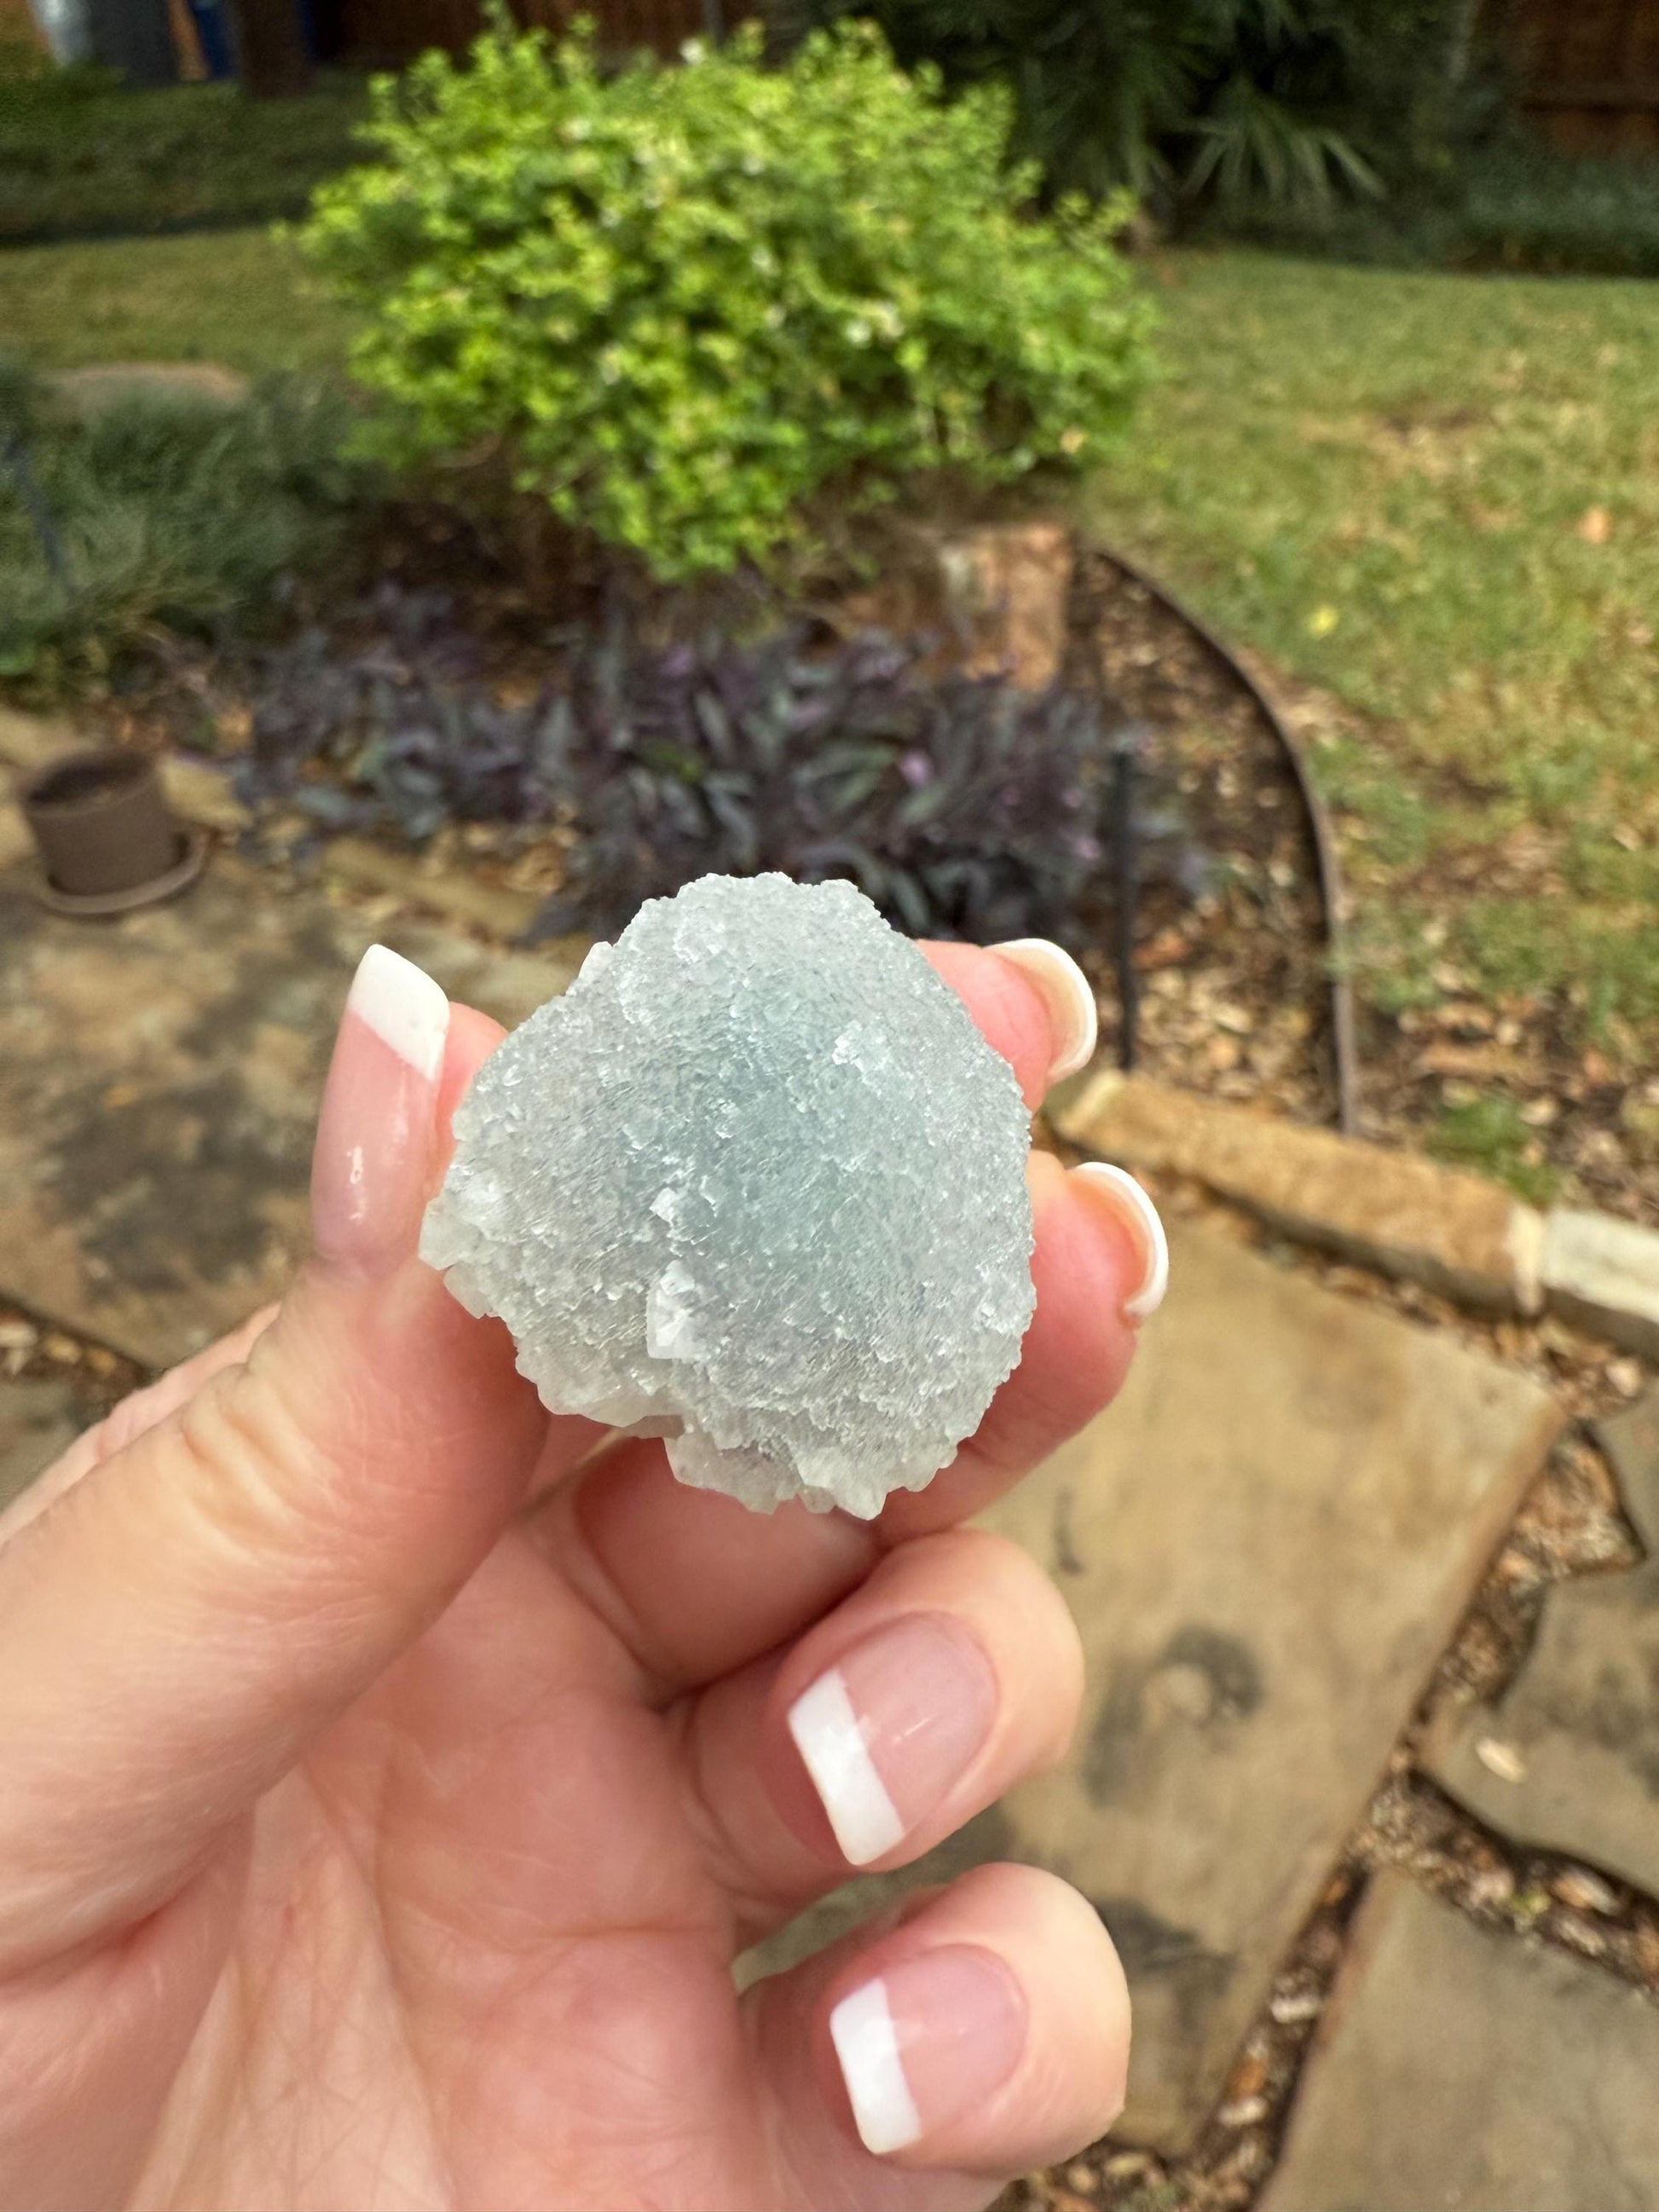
[6,1002,1656,2212]
[11,507,1659,2212]
[20,1220,1654,2212]
[1066,552,1334,1132]
[0,1300,146,1416]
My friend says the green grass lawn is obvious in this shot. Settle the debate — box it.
[0,66,367,241]
[3,224,1656,1077]
[0,228,351,375]
[1090,250,1659,1063]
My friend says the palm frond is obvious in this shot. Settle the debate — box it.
[801,0,1419,209]
[1184,70,1381,206]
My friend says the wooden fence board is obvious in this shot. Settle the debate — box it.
[1494,0,1659,150]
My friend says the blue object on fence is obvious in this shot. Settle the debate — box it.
[187,0,236,78]
[26,0,92,63]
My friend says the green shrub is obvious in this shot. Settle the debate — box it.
[298,17,1153,582]
[1436,137,1659,276]
[0,369,363,676]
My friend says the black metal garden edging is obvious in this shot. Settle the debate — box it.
[1088,543,1361,1136]
[3,429,72,594]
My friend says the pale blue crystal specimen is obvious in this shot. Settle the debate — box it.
[420,873,1035,1517]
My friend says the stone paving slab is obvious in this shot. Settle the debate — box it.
[1262,1872,1659,2211]
[1426,1384,1659,1896]
[0,1377,85,1513]
[1051,1068,1544,1315]
[742,1224,1563,2151]
[0,857,581,1369]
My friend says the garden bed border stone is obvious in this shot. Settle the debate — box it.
[1055,1066,1659,1358]
[1051,1066,1546,1318]
[1541,1208,1659,1362]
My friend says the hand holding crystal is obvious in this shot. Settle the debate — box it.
[0,913,1165,2212]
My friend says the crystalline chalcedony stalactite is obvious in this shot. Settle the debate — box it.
[420,873,1036,1517]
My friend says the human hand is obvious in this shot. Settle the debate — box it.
[0,935,1165,2212]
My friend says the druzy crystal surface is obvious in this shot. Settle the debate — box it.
[420,873,1035,1517]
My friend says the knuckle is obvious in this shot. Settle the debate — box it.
[165,1360,362,1620]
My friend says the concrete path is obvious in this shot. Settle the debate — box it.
[1428,1384,1659,1898]
[0,1376,83,1512]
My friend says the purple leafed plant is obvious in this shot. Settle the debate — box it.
[233,586,563,844]
[234,589,1200,945]
[530,623,1113,945]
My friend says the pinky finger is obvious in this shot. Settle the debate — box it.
[746,1863,1130,2198]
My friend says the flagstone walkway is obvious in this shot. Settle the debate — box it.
[2,820,1656,2212]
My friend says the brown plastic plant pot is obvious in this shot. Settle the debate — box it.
[22,748,206,916]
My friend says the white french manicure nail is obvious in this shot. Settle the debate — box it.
[830,1978,922,2155]
[346,944,450,1082]
[1072,1161,1169,1320]
[787,1667,905,1865]
[991,939,1098,1080]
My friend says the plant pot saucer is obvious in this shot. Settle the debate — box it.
[31,826,210,917]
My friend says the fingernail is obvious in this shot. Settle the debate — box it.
[1071,1161,1169,1320]
[991,939,1097,1081]
[312,945,450,1273]
[830,1946,1026,2156]
[786,1615,996,1866]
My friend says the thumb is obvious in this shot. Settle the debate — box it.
[0,948,566,1976]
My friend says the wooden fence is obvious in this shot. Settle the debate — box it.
[1488,0,1659,150]
[323,0,1659,156]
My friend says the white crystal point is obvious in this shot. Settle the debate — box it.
[420,873,1036,1517]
